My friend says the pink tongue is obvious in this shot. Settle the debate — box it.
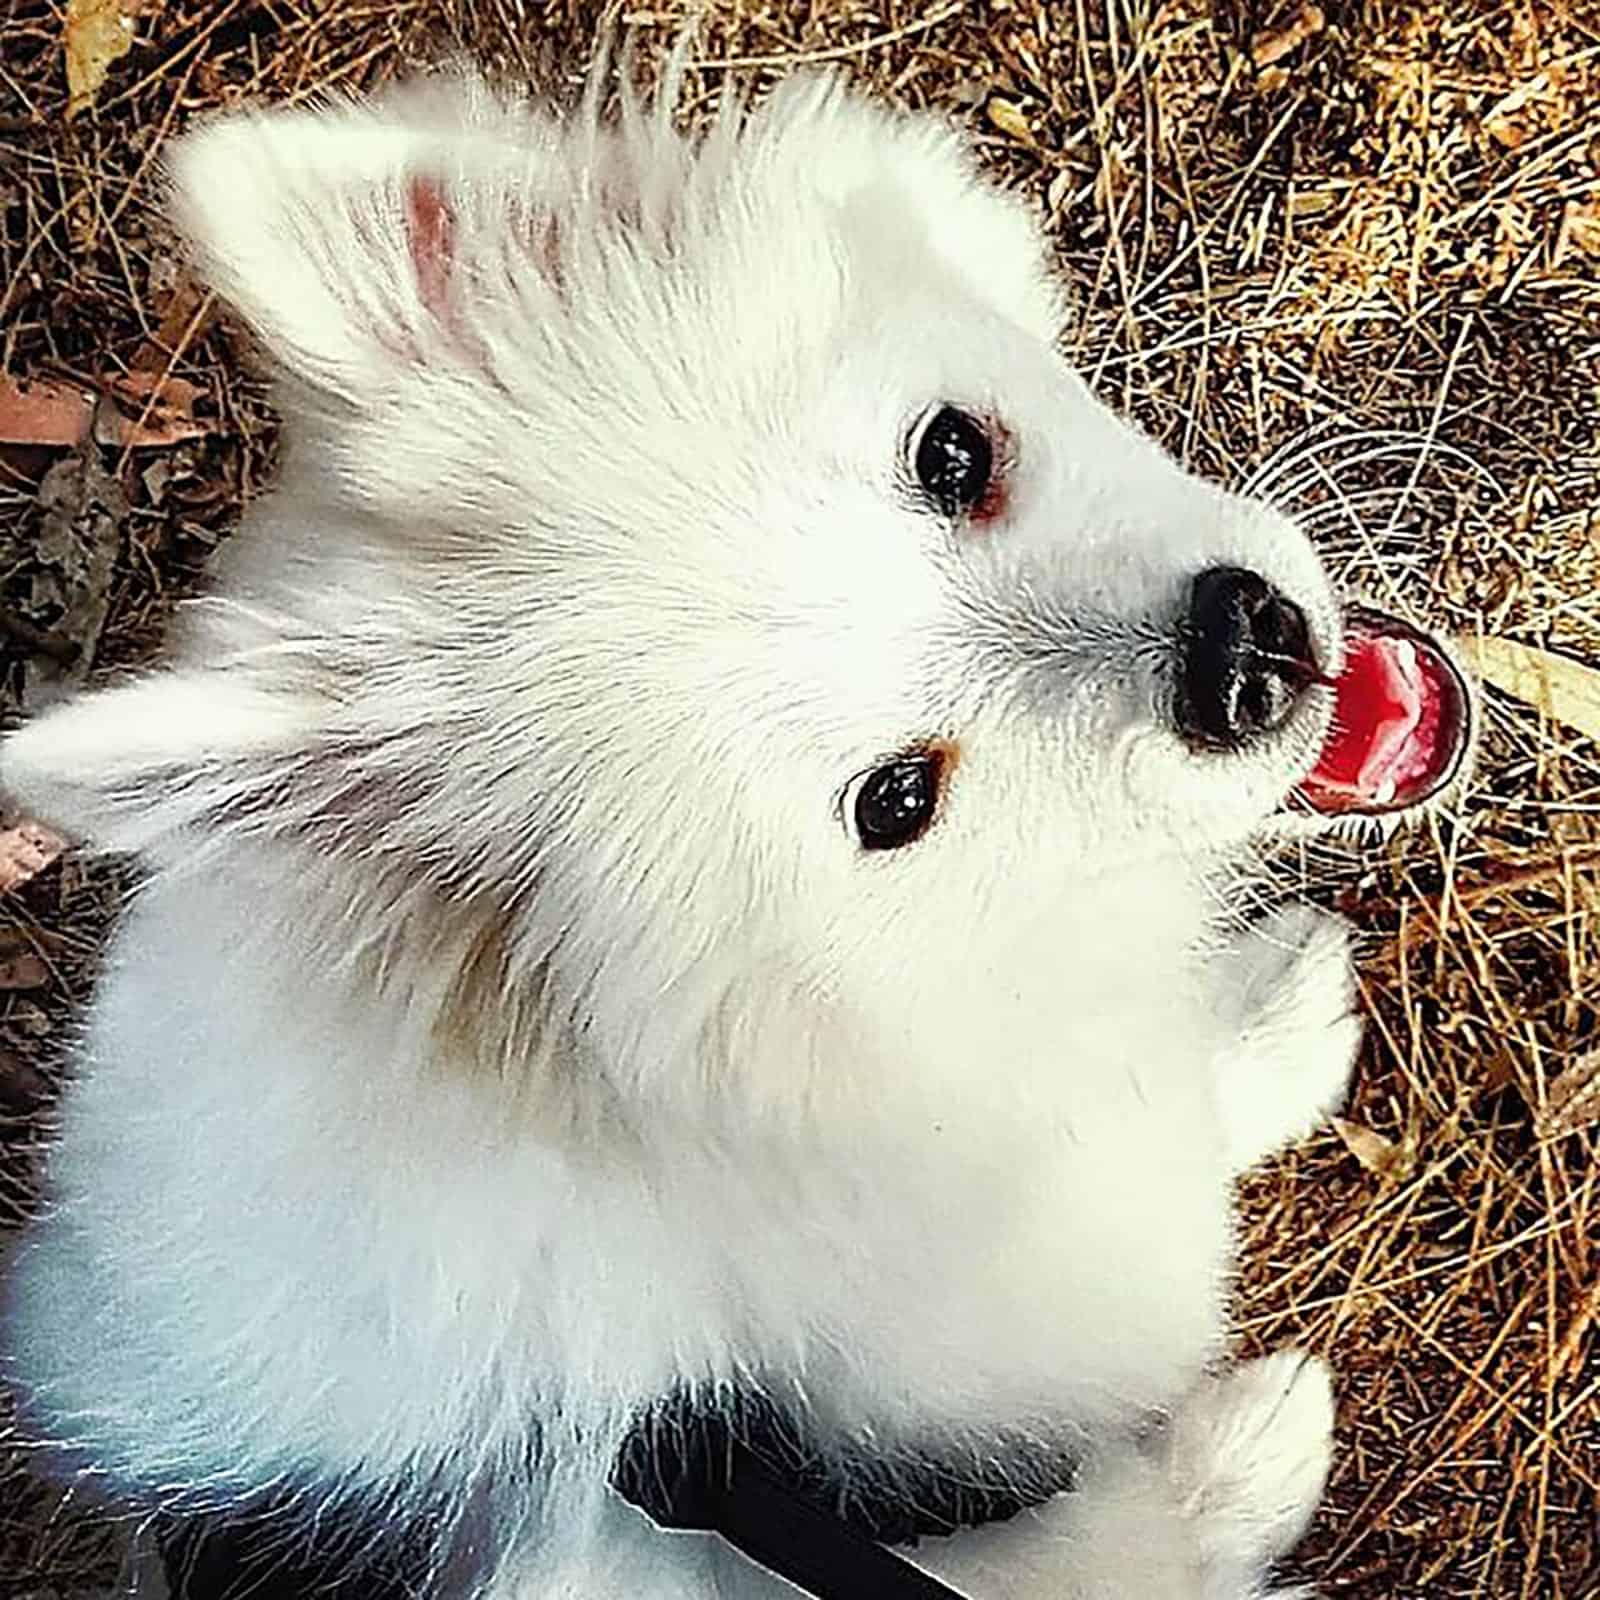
[1303,634,1433,808]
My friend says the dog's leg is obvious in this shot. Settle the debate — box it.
[909,1350,1335,1600]
[1212,906,1362,1174]
[1158,1350,1334,1597]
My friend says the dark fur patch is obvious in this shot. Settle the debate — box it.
[157,1492,441,1600]
[614,1387,1082,1550]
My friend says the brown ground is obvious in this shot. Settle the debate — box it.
[0,1,1597,1596]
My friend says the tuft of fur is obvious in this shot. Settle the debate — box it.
[1,65,1360,1598]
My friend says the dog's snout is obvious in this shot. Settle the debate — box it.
[1176,566,1318,752]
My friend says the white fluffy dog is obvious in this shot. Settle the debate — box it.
[0,63,1472,1600]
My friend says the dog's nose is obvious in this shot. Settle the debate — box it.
[1176,566,1317,750]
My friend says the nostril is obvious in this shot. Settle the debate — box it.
[1176,566,1318,751]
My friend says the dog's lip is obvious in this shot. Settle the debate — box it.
[1291,607,1473,817]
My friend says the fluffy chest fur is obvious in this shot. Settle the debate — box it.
[16,858,1233,1499]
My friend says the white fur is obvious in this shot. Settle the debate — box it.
[0,69,1361,1598]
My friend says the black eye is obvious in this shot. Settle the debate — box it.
[852,755,942,851]
[914,406,993,518]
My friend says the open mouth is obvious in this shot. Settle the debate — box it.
[1296,608,1472,817]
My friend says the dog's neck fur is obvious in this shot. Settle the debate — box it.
[93,833,1232,1467]
[173,821,1224,1147]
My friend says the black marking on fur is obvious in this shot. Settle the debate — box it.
[613,1387,1081,1548]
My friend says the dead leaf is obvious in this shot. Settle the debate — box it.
[985,96,1035,146]
[133,273,216,373]
[1554,198,1600,267]
[1332,1116,1414,1181]
[95,370,212,448]
[142,454,174,505]
[0,950,48,990]
[8,999,51,1038]
[0,376,94,447]
[1485,112,1530,150]
[0,1046,51,1113]
[944,77,992,111]
[1251,3,1326,69]
[0,369,212,454]
[64,0,139,120]
[1536,1052,1600,1140]
[1459,635,1600,744]
[0,820,66,894]
[25,446,126,709]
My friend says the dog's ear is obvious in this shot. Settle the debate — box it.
[165,74,531,400]
[0,669,332,858]
[166,74,605,521]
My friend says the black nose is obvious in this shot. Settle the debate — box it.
[1176,566,1318,751]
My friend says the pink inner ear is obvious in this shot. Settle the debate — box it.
[406,177,455,321]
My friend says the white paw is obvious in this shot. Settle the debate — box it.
[1233,905,1354,1024]
[1271,1010,1363,1154]
[1165,1351,1335,1584]
[1217,906,1362,1168]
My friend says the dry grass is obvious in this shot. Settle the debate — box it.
[1,2,1597,1596]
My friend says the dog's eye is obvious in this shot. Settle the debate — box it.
[914,406,994,518]
[850,755,943,851]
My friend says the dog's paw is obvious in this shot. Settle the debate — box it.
[910,1358,1332,1600]
[1230,906,1353,1020]
[1164,1351,1335,1587]
[1215,906,1362,1171]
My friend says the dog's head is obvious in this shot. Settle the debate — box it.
[1,71,1471,1093]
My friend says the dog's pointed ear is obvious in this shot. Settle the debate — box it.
[165,75,519,398]
[0,671,325,857]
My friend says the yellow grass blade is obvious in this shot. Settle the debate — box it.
[1458,635,1600,743]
